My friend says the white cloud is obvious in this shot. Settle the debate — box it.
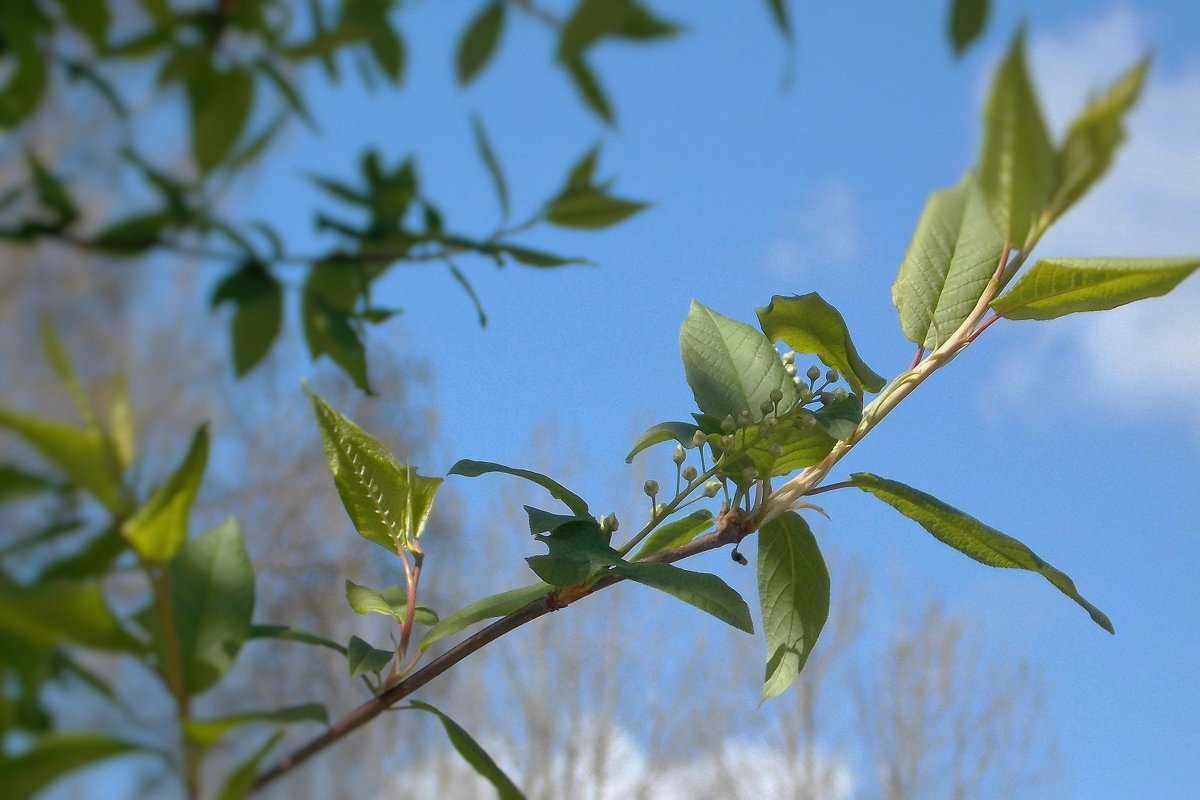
[762,177,863,277]
[985,6,1200,416]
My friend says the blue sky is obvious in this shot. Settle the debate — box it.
[224,2,1200,797]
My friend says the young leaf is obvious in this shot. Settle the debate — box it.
[0,735,144,800]
[0,409,124,512]
[472,116,509,219]
[563,58,615,125]
[345,579,437,625]
[624,420,701,463]
[757,512,830,701]
[0,580,140,652]
[680,301,797,422]
[122,425,208,562]
[545,187,645,229]
[632,510,714,560]
[186,61,256,174]
[948,0,989,57]
[446,260,488,328]
[449,459,588,515]
[346,634,393,678]
[892,175,1006,349]
[249,624,346,655]
[978,30,1056,245]
[850,473,1114,633]
[408,701,526,800]
[420,582,552,652]
[216,731,284,800]
[184,703,328,748]
[457,2,506,85]
[309,389,442,553]
[756,293,886,393]
[991,257,1200,320]
[612,561,754,633]
[1049,56,1151,222]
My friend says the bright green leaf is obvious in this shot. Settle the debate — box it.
[216,731,283,800]
[122,425,208,562]
[344,579,437,625]
[0,580,140,652]
[632,510,714,560]
[457,2,506,85]
[624,421,701,463]
[680,301,797,422]
[0,735,144,800]
[612,561,754,633]
[108,372,136,471]
[892,175,1007,349]
[978,30,1056,245]
[449,459,588,515]
[186,61,256,174]
[757,512,830,701]
[420,583,551,652]
[850,472,1114,633]
[0,409,124,512]
[346,634,393,677]
[408,700,526,800]
[991,257,1200,320]
[948,0,988,57]
[756,293,886,393]
[184,703,327,748]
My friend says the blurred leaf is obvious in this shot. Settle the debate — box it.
[472,116,509,219]
[61,0,111,48]
[0,409,124,512]
[39,319,93,425]
[186,60,256,173]
[38,525,126,583]
[632,510,714,560]
[680,301,797,423]
[0,465,51,503]
[212,263,284,376]
[892,174,1006,349]
[615,5,682,40]
[457,2,506,85]
[564,58,614,125]
[63,58,128,118]
[992,257,1200,320]
[948,0,988,56]
[757,293,886,394]
[546,188,645,229]
[612,561,754,633]
[216,731,283,800]
[757,512,829,701]
[345,579,437,625]
[27,154,78,229]
[309,389,442,553]
[122,425,208,563]
[496,244,588,268]
[0,734,144,800]
[249,624,346,655]
[92,212,172,254]
[624,420,701,463]
[558,0,633,62]
[184,703,327,749]
[302,265,371,391]
[255,58,315,127]
[851,473,1114,633]
[449,459,589,515]
[978,30,1056,245]
[446,261,488,327]
[108,371,136,470]
[0,5,50,128]
[0,519,83,560]
[765,0,791,36]
[566,146,600,190]
[409,701,526,800]
[0,580,140,651]
[346,634,393,677]
[420,583,552,652]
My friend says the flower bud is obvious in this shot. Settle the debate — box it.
[769,388,784,403]
[819,392,836,405]
[682,464,698,481]
[783,351,795,365]
[741,467,758,482]
[784,363,797,376]
[720,434,734,451]
[760,399,775,416]
[703,480,721,497]
[799,385,813,402]
[833,387,848,401]
[643,480,659,497]
[763,417,778,432]
[691,430,707,448]
[672,444,686,464]
[826,368,839,384]
[600,513,619,533]
[737,410,752,428]
[721,415,736,434]
[806,365,821,382]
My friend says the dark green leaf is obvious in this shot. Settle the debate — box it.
[0,579,140,651]
[757,512,829,700]
[184,704,327,748]
[346,634,393,677]
[186,61,256,173]
[249,624,346,655]
[61,0,111,48]
[564,58,614,125]
[566,146,600,191]
[302,265,371,391]
[38,526,126,583]
[850,473,1114,633]
[367,26,405,85]
[524,506,596,536]
[992,257,1200,320]
[449,459,589,515]
[680,301,798,422]
[0,735,144,800]
[92,212,172,254]
[497,244,588,268]
[526,522,620,587]
[558,0,633,62]
[0,464,51,503]
[345,579,438,625]
[546,186,645,229]
[446,260,488,327]
[122,425,208,562]
[812,393,862,440]
[255,58,315,127]
[948,0,988,57]
[212,263,284,376]
[765,0,791,35]
[612,561,754,633]
[756,293,886,394]
[892,175,1006,349]
[457,2,506,85]
[632,510,714,560]
[420,583,551,652]
[624,421,701,463]
[0,409,124,512]
[27,154,77,228]
[216,731,283,800]
[615,5,682,40]
[472,116,509,219]
[408,701,526,800]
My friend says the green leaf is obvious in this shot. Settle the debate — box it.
[184,703,327,749]
[991,257,1200,320]
[38,525,126,583]
[27,154,77,228]
[526,522,619,587]
[615,4,682,40]
[167,519,257,694]
[457,2,506,85]
[186,61,256,174]
[302,265,371,392]
[449,459,588,515]
[624,421,701,463]
[546,187,644,229]
[309,390,442,553]
[472,116,509,219]
[563,58,614,125]
[892,175,1007,349]
[765,0,791,35]
[632,510,714,560]
[61,0,111,48]
[0,409,124,512]
[216,731,283,800]
[248,624,346,655]
[0,735,144,800]
[0,580,140,651]
[212,263,284,376]
[496,244,588,268]
[255,58,315,127]
[811,393,862,441]
[0,464,51,503]
[346,634,393,678]
[680,301,798,422]
[1049,57,1151,222]
[420,582,551,652]
[0,6,49,128]
[38,320,93,430]
[558,0,633,62]
[345,579,437,625]
[446,260,488,328]
[524,506,595,536]
[948,0,988,57]
[850,473,1114,634]
[108,372,136,471]
[727,411,839,477]
[121,425,208,563]
[756,293,886,394]
[92,212,172,254]
[566,146,600,191]
[612,561,754,633]
[978,30,1056,245]
[408,701,526,800]
[757,512,830,701]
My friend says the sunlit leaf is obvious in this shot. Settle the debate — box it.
[345,579,438,625]
[624,421,701,463]
[613,561,754,633]
[420,582,551,652]
[122,425,208,562]
[756,293,885,393]
[991,257,1200,320]
[0,409,124,512]
[408,701,526,800]
[0,580,140,652]
[632,510,714,560]
[346,634,393,677]
[449,459,588,515]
